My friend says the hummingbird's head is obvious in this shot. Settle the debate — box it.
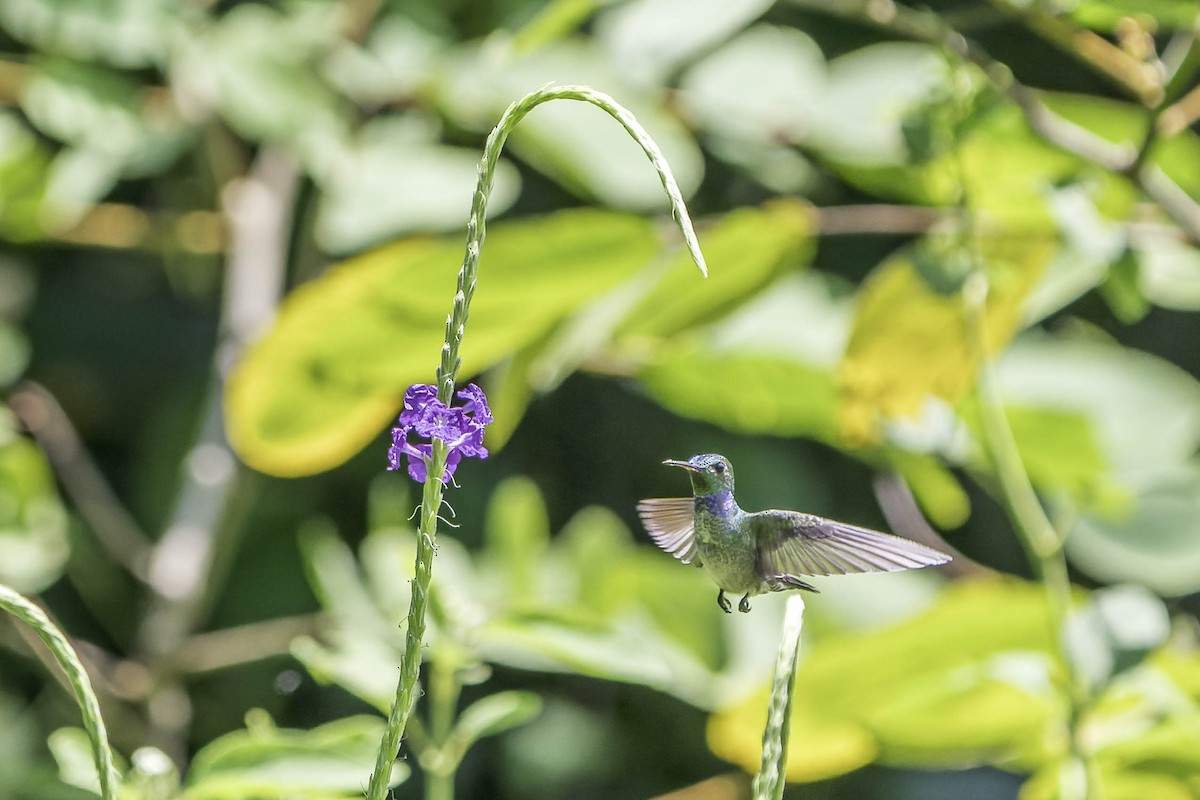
[663,453,735,495]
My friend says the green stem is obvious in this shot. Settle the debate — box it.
[751,595,806,800]
[0,584,120,800]
[962,274,1095,800]
[364,84,707,800]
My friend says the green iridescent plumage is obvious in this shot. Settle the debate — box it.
[638,454,952,613]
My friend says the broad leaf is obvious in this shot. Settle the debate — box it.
[183,712,407,799]
[617,200,813,340]
[836,235,1053,444]
[0,433,70,593]
[226,209,659,476]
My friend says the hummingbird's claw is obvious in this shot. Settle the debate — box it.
[738,594,752,613]
[717,590,732,614]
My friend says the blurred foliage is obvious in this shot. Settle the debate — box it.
[2,0,1200,798]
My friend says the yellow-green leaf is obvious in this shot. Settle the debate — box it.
[617,199,813,341]
[836,235,1053,444]
[226,209,659,476]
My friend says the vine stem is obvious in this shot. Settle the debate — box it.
[0,584,120,800]
[962,273,1097,800]
[364,84,707,800]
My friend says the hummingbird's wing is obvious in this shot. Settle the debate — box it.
[637,497,701,566]
[751,509,950,581]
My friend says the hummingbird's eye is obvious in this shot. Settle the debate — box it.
[712,461,725,474]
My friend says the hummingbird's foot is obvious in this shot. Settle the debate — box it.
[738,594,752,613]
[717,590,732,614]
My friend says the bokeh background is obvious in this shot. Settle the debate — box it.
[2,0,1200,798]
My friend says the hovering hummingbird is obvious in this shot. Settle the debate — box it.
[638,454,952,613]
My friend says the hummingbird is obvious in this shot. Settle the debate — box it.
[638,454,952,613]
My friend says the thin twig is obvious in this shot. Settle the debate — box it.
[135,146,298,759]
[10,381,154,581]
[814,204,948,235]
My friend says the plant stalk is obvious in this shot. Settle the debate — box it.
[0,585,120,800]
[365,84,707,800]
[962,273,1096,800]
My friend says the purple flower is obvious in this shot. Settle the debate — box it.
[387,383,493,483]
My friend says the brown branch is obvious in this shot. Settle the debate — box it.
[10,382,154,581]
[174,613,321,675]
[813,203,949,235]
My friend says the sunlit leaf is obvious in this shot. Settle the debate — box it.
[226,209,659,476]
[447,691,543,756]
[596,0,773,85]
[1040,91,1200,201]
[313,115,520,254]
[174,3,348,155]
[0,113,53,241]
[22,58,190,180]
[0,0,185,67]
[1067,463,1200,596]
[995,336,1200,479]
[617,200,813,341]
[641,348,839,442]
[811,44,950,166]
[485,477,551,604]
[47,727,120,795]
[1071,0,1200,31]
[1136,234,1200,311]
[0,434,70,593]
[837,236,1053,444]
[1064,585,1171,693]
[183,712,407,799]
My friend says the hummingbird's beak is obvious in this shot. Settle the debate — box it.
[663,458,699,472]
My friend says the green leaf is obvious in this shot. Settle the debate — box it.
[995,336,1200,479]
[225,209,659,476]
[994,403,1111,503]
[313,115,520,254]
[175,4,347,153]
[47,727,119,796]
[0,0,184,68]
[445,691,543,763]
[1064,585,1171,693]
[837,235,1052,444]
[0,434,70,593]
[1071,0,1200,30]
[485,477,551,604]
[641,348,839,441]
[811,44,950,166]
[22,58,190,182]
[1136,234,1200,311]
[183,712,407,799]
[617,200,813,341]
[0,113,53,241]
[679,25,825,149]
[1098,249,1149,324]
[1041,91,1200,202]
[596,0,774,86]
[1067,463,1200,596]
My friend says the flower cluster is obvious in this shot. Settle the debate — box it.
[387,383,493,483]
